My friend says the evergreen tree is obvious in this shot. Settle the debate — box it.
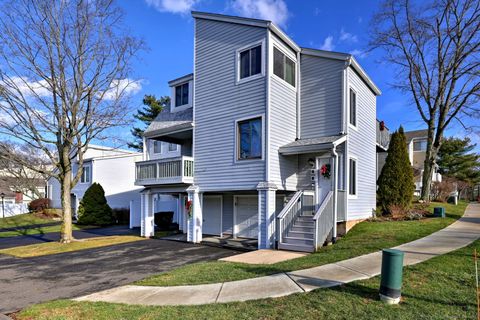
[77,183,113,226]
[378,126,415,213]
[437,137,480,184]
[128,95,170,151]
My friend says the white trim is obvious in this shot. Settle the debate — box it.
[234,114,266,163]
[202,195,223,237]
[348,155,358,199]
[235,39,266,85]
[171,80,193,113]
[266,30,271,181]
[348,87,358,131]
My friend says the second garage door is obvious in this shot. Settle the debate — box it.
[235,195,258,239]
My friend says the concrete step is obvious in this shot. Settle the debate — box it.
[290,225,315,233]
[287,230,314,239]
[283,236,314,246]
[296,216,314,222]
[278,242,314,253]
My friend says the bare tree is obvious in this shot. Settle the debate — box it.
[370,0,480,200]
[0,143,51,199]
[0,0,142,242]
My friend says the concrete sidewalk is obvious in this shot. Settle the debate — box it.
[75,203,480,306]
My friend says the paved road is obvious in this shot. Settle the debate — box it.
[0,239,238,313]
[0,225,136,250]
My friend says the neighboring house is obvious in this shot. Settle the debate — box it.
[0,180,29,217]
[135,12,381,252]
[47,145,143,221]
[404,129,442,195]
[376,120,390,180]
[0,170,46,204]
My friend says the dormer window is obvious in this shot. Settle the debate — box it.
[175,83,189,107]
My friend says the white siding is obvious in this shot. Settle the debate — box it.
[300,55,344,138]
[346,67,377,220]
[194,18,267,191]
[269,34,298,191]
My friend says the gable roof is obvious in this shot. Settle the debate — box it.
[404,129,428,143]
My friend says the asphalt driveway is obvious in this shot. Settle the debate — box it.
[0,239,239,313]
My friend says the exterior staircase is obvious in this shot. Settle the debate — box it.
[277,190,335,253]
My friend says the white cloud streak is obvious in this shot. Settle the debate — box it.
[145,0,199,14]
[102,79,142,101]
[231,0,289,27]
[340,28,358,43]
[319,36,335,51]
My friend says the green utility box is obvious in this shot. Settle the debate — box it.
[433,207,445,218]
[379,249,404,304]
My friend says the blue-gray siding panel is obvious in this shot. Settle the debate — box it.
[194,19,267,192]
[269,34,298,191]
[346,67,377,220]
[222,193,233,234]
[300,55,344,138]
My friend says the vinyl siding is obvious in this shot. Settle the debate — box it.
[346,67,377,220]
[300,55,344,138]
[269,34,298,191]
[194,18,267,192]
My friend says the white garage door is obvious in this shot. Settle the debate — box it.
[203,196,222,236]
[235,195,258,239]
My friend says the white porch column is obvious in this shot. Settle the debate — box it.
[186,185,202,243]
[257,181,277,249]
[144,191,155,238]
[140,193,145,236]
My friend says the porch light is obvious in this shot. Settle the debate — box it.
[308,158,315,168]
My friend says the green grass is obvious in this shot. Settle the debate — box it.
[16,228,479,319]
[0,212,56,229]
[0,212,96,238]
[134,201,468,286]
[0,235,146,257]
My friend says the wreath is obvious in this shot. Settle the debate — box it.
[320,164,331,179]
[185,198,193,218]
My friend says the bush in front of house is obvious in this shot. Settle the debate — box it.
[77,183,113,226]
[28,198,50,212]
[377,126,415,215]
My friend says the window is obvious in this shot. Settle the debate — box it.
[168,143,178,152]
[81,165,90,184]
[237,117,262,160]
[349,158,356,196]
[153,141,162,154]
[413,139,427,151]
[349,89,357,127]
[239,45,262,80]
[175,83,189,107]
[273,47,296,87]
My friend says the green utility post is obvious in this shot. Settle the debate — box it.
[379,249,404,304]
[433,207,445,218]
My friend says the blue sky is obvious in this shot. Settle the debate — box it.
[117,0,476,148]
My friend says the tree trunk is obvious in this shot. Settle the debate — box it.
[60,168,74,243]
[420,158,434,201]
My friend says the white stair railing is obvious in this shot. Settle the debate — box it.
[313,191,334,250]
[277,190,303,245]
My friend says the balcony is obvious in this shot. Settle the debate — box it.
[135,156,194,186]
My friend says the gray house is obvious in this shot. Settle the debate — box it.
[135,12,382,252]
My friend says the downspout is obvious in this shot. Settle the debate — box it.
[332,144,339,243]
[296,50,301,139]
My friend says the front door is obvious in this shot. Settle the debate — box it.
[316,157,333,207]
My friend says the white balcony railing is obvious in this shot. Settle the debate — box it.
[135,156,194,185]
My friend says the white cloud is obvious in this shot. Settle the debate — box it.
[145,0,199,14]
[4,76,51,97]
[340,28,358,43]
[319,36,335,51]
[102,79,142,101]
[231,0,289,27]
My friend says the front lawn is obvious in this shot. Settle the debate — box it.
[135,201,468,286]
[0,212,56,229]
[16,224,478,319]
[0,235,145,257]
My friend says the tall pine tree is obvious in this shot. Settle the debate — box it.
[128,95,170,151]
[378,126,415,213]
[437,137,480,183]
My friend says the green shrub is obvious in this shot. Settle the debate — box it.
[77,183,113,226]
[28,198,50,212]
[377,126,415,214]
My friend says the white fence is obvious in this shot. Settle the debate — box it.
[1,203,29,218]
